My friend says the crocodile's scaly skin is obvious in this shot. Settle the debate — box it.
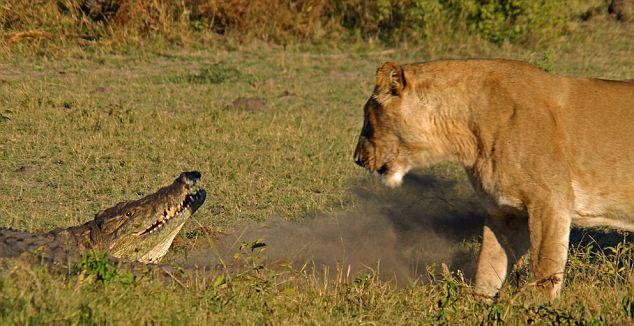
[0,223,95,263]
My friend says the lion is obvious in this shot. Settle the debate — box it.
[353,59,634,299]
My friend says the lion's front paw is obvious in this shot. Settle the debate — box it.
[471,288,499,304]
[535,274,563,300]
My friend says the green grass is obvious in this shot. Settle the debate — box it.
[0,17,632,324]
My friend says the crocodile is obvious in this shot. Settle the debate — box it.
[0,171,206,264]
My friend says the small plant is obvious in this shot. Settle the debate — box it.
[435,273,461,322]
[533,49,556,73]
[482,303,506,325]
[233,239,267,271]
[163,62,243,85]
[78,302,97,325]
[187,62,241,84]
[75,251,133,286]
[604,241,633,281]
[622,294,634,318]
[239,239,267,253]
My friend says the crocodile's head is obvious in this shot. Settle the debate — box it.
[92,171,206,263]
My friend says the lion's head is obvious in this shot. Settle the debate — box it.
[353,62,413,188]
[353,61,472,188]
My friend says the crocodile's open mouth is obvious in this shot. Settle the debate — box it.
[138,188,206,236]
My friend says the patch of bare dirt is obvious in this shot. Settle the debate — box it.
[226,97,270,113]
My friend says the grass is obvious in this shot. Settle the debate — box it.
[0,15,633,324]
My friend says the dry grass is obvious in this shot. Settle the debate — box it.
[1,0,622,51]
[0,6,632,325]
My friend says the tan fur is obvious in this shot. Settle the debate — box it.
[353,59,634,299]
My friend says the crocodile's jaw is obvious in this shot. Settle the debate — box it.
[138,220,186,264]
[94,171,206,263]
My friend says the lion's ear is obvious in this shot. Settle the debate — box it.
[375,62,406,97]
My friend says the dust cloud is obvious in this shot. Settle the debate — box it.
[182,172,487,284]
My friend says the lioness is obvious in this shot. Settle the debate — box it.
[353,59,634,299]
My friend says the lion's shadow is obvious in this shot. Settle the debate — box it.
[355,171,632,282]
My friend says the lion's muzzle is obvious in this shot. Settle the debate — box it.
[354,137,390,175]
[354,136,371,169]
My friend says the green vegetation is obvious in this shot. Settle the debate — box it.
[0,0,632,324]
[160,62,248,85]
[75,251,134,285]
[0,0,627,50]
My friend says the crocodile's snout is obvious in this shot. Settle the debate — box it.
[178,171,202,186]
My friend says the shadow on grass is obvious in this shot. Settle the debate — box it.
[570,228,633,249]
